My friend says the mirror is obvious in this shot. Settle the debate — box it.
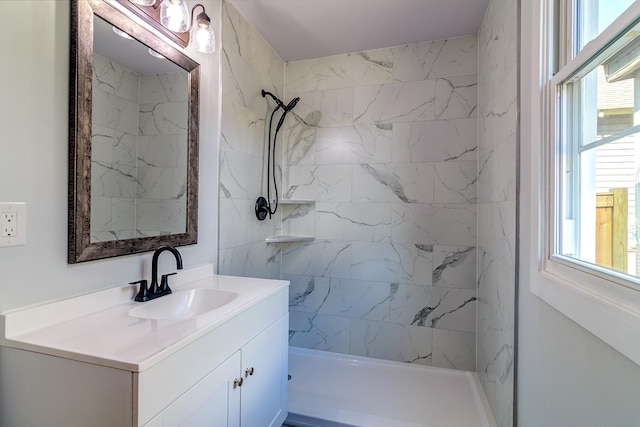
[69,0,200,263]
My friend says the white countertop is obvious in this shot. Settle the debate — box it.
[0,264,288,372]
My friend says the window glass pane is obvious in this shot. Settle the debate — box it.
[559,22,640,280]
[577,0,635,52]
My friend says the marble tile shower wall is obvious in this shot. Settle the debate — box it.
[477,0,518,425]
[135,72,189,237]
[218,0,285,278]
[91,54,188,240]
[91,53,139,241]
[283,36,479,370]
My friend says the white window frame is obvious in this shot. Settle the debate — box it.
[522,0,640,366]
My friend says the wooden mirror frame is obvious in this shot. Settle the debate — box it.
[69,0,200,263]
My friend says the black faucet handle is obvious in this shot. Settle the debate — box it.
[159,272,177,293]
[130,280,149,302]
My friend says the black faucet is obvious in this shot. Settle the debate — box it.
[131,245,183,302]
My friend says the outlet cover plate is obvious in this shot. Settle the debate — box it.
[0,202,26,247]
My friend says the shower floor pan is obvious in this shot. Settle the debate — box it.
[285,346,496,427]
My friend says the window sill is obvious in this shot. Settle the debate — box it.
[530,262,640,366]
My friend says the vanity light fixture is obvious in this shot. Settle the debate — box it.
[120,0,215,53]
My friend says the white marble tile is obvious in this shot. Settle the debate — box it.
[315,202,392,242]
[136,198,185,234]
[91,126,114,163]
[137,135,186,168]
[392,203,477,246]
[90,197,112,232]
[353,80,435,124]
[138,103,166,136]
[318,88,354,127]
[139,72,188,104]
[218,242,282,279]
[220,94,266,158]
[284,164,352,202]
[91,161,137,198]
[435,75,478,120]
[434,161,478,203]
[286,59,318,94]
[392,118,477,163]
[350,241,432,285]
[222,47,266,114]
[283,119,316,167]
[432,246,476,290]
[282,240,351,279]
[93,54,115,95]
[92,87,138,135]
[110,197,136,231]
[349,319,433,365]
[285,274,317,313]
[477,201,516,267]
[477,0,517,423]
[289,311,350,353]
[219,198,250,249]
[281,203,315,237]
[432,329,476,371]
[111,131,138,166]
[389,284,476,333]
[314,277,390,321]
[218,147,262,200]
[317,48,394,91]
[315,124,393,165]
[393,35,478,81]
[352,163,434,203]
[136,166,162,199]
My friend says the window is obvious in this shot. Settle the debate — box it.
[553,0,640,286]
[520,0,640,366]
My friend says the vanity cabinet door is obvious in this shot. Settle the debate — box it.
[240,313,288,427]
[144,351,241,427]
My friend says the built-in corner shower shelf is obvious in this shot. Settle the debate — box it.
[278,199,315,205]
[265,235,315,244]
[265,200,316,243]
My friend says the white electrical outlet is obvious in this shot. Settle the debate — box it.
[2,212,17,237]
[0,203,26,247]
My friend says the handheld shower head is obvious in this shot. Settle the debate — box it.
[286,97,300,112]
[262,90,300,112]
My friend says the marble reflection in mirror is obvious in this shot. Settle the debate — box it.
[91,16,188,242]
[69,0,199,264]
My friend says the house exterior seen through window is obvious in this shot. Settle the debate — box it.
[554,0,640,283]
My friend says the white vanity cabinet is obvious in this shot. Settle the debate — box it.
[0,269,289,427]
[144,313,288,427]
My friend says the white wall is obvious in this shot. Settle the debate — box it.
[519,0,640,425]
[0,0,220,313]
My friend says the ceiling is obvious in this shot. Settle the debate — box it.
[228,0,490,62]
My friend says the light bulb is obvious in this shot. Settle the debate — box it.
[190,12,215,53]
[130,0,156,5]
[160,0,190,33]
[112,26,133,40]
[148,48,165,59]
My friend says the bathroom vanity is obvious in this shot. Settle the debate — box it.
[0,265,289,427]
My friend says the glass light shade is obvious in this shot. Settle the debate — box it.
[160,0,190,33]
[190,21,215,53]
[130,0,156,5]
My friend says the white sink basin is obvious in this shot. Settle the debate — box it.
[128,288,239,320]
